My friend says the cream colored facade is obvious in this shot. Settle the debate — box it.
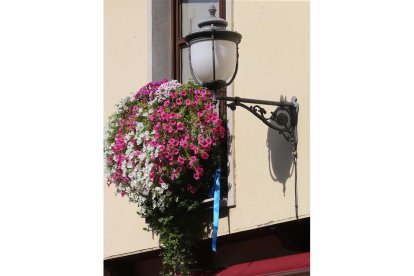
[104,0,309,260]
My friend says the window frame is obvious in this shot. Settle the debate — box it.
[170,0,226,82]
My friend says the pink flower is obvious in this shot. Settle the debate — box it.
[197,111,203,117]
[166,154,173,161]
[189,156,197,166]
[177,122,184,131]
[201,152,209,160]
[193,173,200,180]
[176,98,182,105]
[179,140,188,148]
[164,100,170,107]
[206,138,212,146]
[195,166,204,176]
[178,156,185,165]
[185,99,191,106]
[205,103,213,111]
[210,113,218,123]
[187,184,196,194]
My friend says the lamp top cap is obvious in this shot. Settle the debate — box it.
[198,4,228,30]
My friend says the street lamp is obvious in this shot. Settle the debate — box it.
[185,6,301,220]
[185,5,299,155]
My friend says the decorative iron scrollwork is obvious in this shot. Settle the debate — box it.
[250,105,267,118]
[216,95,299,154]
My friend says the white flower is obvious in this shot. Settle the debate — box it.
[160,182,168,190]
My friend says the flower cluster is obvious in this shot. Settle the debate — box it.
[104,80,225,212]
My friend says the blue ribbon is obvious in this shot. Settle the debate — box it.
[211,168,221,252]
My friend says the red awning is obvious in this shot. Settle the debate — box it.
[215,252,310,276]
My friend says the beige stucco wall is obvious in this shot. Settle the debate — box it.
[104,0,158,258]
[104,0,309,259]
[218,0,310,234]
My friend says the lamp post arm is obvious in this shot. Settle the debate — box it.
[217,95,296,107]
[216,95,299,153]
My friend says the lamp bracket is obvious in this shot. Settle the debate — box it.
[216,95,299,154]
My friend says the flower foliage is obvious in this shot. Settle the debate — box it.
[104,80,225,274]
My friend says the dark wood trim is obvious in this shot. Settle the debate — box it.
[170,0,177,80]
[219,0,226,19]
[177,37,186,45]
[176,0,181,80]
[171,0,183,80]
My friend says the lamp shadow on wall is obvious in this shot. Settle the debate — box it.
[266,128,294,196]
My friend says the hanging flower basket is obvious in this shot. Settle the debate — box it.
[104,79,225,275]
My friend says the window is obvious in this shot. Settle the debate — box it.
[151,0,234,206]
[171,0,225,83]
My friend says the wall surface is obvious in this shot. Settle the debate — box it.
[104,0,157,258]
[104,0,309,259]
[218,0,310,234]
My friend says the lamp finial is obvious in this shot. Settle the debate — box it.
[209,5,217,17]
